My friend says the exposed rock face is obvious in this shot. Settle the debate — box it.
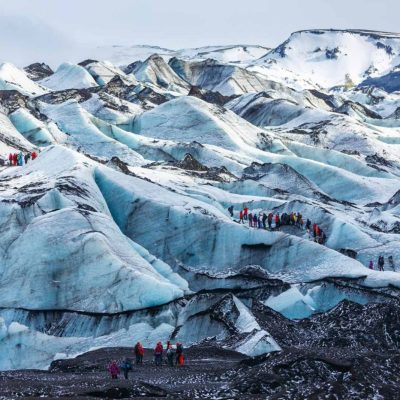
[188,85,236,106]
[177,153,209,171]
[36,88,93,104]
[0,90,29,112]
[24,62,54,81]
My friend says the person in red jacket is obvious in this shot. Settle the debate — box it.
[248,212,253,227]
[176,342,184,366]
[154,341,163,366]
[239,210,244,224]
[312,223,317,239]
[31,151,38,160]
[134,341,144,364]
[8,153,12,166]
[275,213,280,230]
[12,153,17,166]
[243,207,248,220]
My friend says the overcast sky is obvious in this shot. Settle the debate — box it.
[1,0,399,67]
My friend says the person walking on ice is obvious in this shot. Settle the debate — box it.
[378,256,385,271]
[368,260,374,270]
[243,206,248,221]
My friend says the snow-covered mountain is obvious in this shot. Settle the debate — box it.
[90,44,270,66]
[252,29,400,89]
[0,29,399,388]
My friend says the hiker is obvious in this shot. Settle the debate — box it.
[120,357,133,379]
[258,214,262,229]
[378,256,385,271]
[239,210,244,224]
[268,213,273,230]
[8,153,12,166]
[248,212,253,227]
[12,153,17,166]
[166,341,175,367]
[24,153,30,164]
[243,207,248,221]
[108,360,120,379]
[31,151,37,160]
[297,213,303,227]
[283,213,289,225]
[228,205,234,217]
[253,213,258,228]
[176,342,184,366]
[17,152,23,166]
[134,341,144,364]
[262,213,267,229]
[154,341,163,366]
[368,260,374,270]
[388,255,395,271]
[312,223,317,239]
[306,219,311,231]
[275,213,280,230]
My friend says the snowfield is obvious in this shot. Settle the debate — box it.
[0,29,399,370]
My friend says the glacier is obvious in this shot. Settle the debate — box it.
[0,29,399,372]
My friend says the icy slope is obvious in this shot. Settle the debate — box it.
[38,100,146,165]
[169,58,272,96]
[129,54,190,94]
[94,165,382,284]
[0,147,186,313]
[0,63,47,96]
[40,63,98,91]
[132,96,288,153]
[9,107,59,146]
[0,109,36,154]
[80,60,137,86]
